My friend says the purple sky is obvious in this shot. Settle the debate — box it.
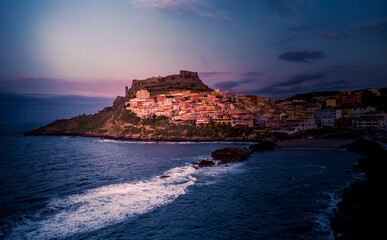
[0,0,386,123]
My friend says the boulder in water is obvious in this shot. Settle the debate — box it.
[198,160,216,167]
[249,141,277,152]
[211,147,250,165]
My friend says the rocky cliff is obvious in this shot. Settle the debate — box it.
[125,70,212,98]
[26,71,259,141]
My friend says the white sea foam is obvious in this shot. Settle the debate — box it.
[98,139,253,145]
[312,191,342,240]
[8,165,197,239]
[199,162,246,177]
[98,139,157,144]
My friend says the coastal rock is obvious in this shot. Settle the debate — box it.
[249,141,277,152]
[125,70,212,99]
[211,147,250,165]
[197,160,215,168]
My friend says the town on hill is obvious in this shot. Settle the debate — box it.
[27,70,387,141]
[124,71,386,134]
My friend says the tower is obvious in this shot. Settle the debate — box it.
[125,86,129,99]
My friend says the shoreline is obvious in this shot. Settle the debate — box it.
[26,132,358,148]
[329,139,386,239]
[24,132,260,143]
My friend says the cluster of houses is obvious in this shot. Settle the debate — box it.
[125,88,386,134]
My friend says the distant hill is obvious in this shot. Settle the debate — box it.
[287,91,341,101]
[125,70,212,99]
[287,87,387,101]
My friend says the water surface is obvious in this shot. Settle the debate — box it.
[0,124,359,239]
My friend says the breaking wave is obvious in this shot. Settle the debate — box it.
[98,139,252,145]
[8,165,197,239]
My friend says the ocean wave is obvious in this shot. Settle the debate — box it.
[98,139,253,145]
[7,162,245,239]
[8,165,197,239]
[311,191,342,240]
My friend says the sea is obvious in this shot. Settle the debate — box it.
[0,124,360,240]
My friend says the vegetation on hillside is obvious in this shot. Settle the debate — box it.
[27,105,260,141]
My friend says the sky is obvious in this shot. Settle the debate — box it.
[0,0,386,123]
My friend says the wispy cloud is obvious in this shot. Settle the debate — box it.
[0,76,129,98]
[351,18,387,33]
[214,78,256,90]
[278,50,326,63]
[272,73,325,87]
[214,81,240,89]
[320,32,339,39]
[246,79,350,98]
[132,0,197,10]
[263,0,318,14]
[320,18,387,40]
[0,92,113,124]
[198,70,232,77]
[131,0,232,21]
[242,71,263,77]
[244,73,351,99]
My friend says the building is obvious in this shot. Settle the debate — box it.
[326,98,337,107]
[316,108,336,127]
[196,116,211,127]
[231,116,254,127]
[136,89,150,99]
[213,115,232,125]
[340,92,361,106]
[335,117,353,129]
[354,113,385,129]
[351,106,375,117]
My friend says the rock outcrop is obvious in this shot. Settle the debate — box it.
[197,160,216,168]
[211,147,251,165]
[249,141,277,152]
[125,70,212,99]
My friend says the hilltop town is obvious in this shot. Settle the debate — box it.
[27,70,387,141]
[124,73,386,135]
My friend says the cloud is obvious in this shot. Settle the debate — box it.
[242,72,327,98]
[0,92,113,124]
[278,50,326,63]
[132,0,195,10]
[320,32,339,39]
[263,0,318,14]
[272,73,325,87]
[0,76,128,98]
[351,18,387,33]
[242,71,263,77]
[214,81,240,89]
[320,18,387,40]
[131,0,232,21]
[245,78,350,99]
[214,78,256,90]
[198,70,232,77]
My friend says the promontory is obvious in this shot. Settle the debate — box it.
[26,70,261,141]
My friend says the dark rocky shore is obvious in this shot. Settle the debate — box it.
[192,141,278,168]
[193,138,386,240]
[330,138,387,239]
[26,131,260,143]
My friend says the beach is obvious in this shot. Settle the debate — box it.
[277,139,355,149]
